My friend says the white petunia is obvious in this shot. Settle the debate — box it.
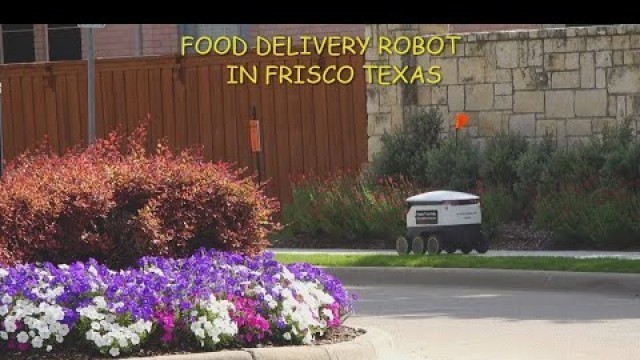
[0,331,8,340]
[16,331,29,343]
[283,332,292,341]
[0,305,8,316]
[31,336,44,348]
[2,294,12,305]
[109,347,121,357]
[46,345,53,352]
[0,268,8,278]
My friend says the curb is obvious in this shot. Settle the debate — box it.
[122,327,393,360]
[322,267,640,296]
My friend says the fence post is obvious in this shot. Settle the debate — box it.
[87,28,96,144]
[135,24,143,56]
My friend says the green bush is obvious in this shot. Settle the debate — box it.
[371,108,443,185]
[481,131,528,189]
[282,173,421,241]
[533,187,640,248]
[514,133,556,213]
[423,135,480,192]
[480,187,516,237]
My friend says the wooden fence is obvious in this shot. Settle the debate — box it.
[0,52,368,202]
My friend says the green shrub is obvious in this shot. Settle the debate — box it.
[481,131,528,189]
[480,187,516,237]
[371,108,443,185]
[514,133,556,213]
[539,120,635,194]
[533,187,640,248]
[282,173,420,240]
[423,135,480,192]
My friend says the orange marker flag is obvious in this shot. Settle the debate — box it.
[455,113,469,130]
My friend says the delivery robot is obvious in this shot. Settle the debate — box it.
[396,190,490,255]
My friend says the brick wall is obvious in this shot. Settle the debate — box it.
[81,24,178,59]
[248,24,365,40]
[366,24,640,161]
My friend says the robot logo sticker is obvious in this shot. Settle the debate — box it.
[416,210,438,225]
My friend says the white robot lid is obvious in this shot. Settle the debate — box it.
[406,190,479,203]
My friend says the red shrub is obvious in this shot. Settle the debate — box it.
[0,123,280,267]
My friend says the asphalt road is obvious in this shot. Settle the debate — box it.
[273,248,640,260]
[345,284,640,360]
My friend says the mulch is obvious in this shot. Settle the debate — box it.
[0,326,365,360]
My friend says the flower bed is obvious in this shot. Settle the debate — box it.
[0,250,357,358]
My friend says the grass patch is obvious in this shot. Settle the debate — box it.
[274,254,640,274]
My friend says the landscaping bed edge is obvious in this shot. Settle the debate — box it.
[118,327,393,360]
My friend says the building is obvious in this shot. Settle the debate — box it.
[0,24,563,63]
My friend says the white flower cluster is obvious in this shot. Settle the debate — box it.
[273,269,337,344]
[78,296,152,357]
[189,295,238,349]
[0,268,8,279]
[0,296,70,352]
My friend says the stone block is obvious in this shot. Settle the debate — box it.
[366,87,380,114]
[631,35,640,48]
[497,69,512,82]
[518,41,528,67]
[478,111,506,136]
[368,135,382,162]
[613,50,624,65]
[514,91,545,113]
[544,37,586,52]
[514,68,547,90]
[458,57,485,83]
[575,90,608,116]
[596,68,607,88]
[565,53,579,69]
[448,85,465,111]
[417,85,432,106]
[528,40,543,66]
[495,83,513,95]
[509,114,536,136]
[586,36,612,51]
[607,66,640,93]
[495,95,513,110]
[438,58,458,85]
[580,53,595,88]
[612,35,630,49]
[465,42,485,57]
[608,95,617,116]
[551,71,580,88]
[465,84,494,110]
[545,90,575,118]
[544,53,565,70]
[379,86,398,107]
[368,113,391,137]
[496,41,519,68]
[624,50,640,64]
[617,96,627,119]
[536,120,557,137]
[566,119,593,136]
[592,117,618,132]
[432,86,448,105]
[595,51,613,67]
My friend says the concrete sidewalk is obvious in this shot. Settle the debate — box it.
[272,248,640,260]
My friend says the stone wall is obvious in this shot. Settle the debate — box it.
[366,24,640,161]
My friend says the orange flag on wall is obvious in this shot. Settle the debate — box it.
[455,113,469,130]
